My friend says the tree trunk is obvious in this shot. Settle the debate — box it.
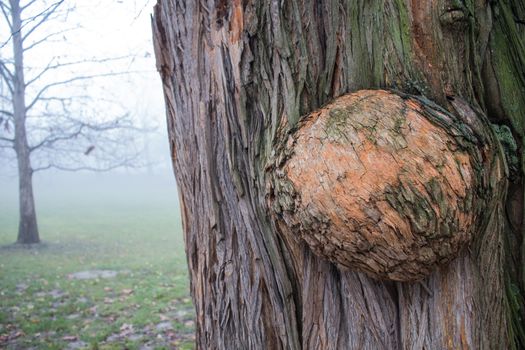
[153,0,525,349]
[11,0,39,244]
[16,160,38,244]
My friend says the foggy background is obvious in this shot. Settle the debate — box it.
[0,0,177,215]
[0,1,192,348]
[0,0,195,350]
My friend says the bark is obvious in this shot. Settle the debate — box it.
[153,0,525,349]
[268,89,503,282]
[11,0,39,244]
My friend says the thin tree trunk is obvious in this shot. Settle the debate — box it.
[11,0,39,244]
[153,0,525,348]
[16,159,38,244]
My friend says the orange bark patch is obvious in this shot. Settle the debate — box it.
[269,90,488,281]
[229,0,243,43]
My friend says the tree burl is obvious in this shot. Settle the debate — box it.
[268,90,502,281]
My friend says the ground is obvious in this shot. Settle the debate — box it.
[0,173,194,349]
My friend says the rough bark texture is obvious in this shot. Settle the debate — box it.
[153,0,525,349]
[11,0,39,244]
[267,89,502,282]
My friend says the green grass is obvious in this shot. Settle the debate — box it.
[0,173,194,349]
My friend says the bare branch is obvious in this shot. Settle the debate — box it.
[29,124,85,152]
[0,0,66,49]
[23,25,79,52]
[0,59,14,78]
[0,1,12,29]
[26,71,132,112]
[0,109,13,117]
[0,60,14,93]
[21,1,65,43]
[21,0,39,11]
[0,1,148,179]
[0,93,12,103]
[0,135,14,143]
[133,1,152,21]
[33,155,141,173]
[25,55,133,87]
[25,95,86,118]
[28,112,142,152]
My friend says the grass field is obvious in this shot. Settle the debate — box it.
[0,173,194,349]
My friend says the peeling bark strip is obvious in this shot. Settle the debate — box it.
[267,90,499,281]
[153,0,524,349]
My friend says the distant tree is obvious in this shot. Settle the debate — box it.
[0,0,140,244]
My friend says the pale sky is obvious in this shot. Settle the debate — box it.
[0,0,170,172]
[54,0,164,124]
[0,0,165,125]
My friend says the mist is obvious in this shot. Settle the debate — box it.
[0,1,193,348]
[0,168,180,224]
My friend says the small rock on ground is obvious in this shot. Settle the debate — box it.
[155,322,173,331]
[66,340,88,349]
[68,270,118,280]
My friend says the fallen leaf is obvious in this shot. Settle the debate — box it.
[120,323,133,331]
[12,331,24,339]
[119,323,134,337]
[62,335,78,341]
[166,331,177,340]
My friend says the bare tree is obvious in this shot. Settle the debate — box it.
[0,0,141,244]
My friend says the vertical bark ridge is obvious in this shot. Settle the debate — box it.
[302,249,400,349]
[153,1,300,348]
[482,1,525,347]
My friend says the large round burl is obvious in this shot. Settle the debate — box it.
[267,90,496,281]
